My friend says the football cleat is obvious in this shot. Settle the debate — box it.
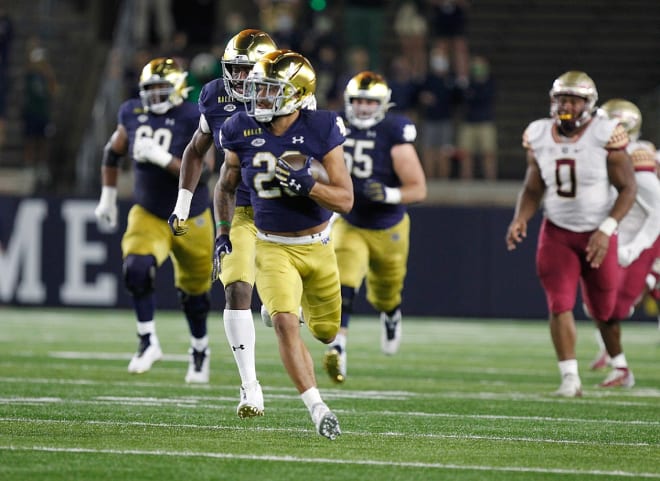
[599,368,635,388]
[310,402,341,440]
[185,347,210,384]
[589,350,611,371]
[127,333,163,373]
[553,373,583,397]
[237,380,264,418]
[380,309,402,355]
[323,345,346,384]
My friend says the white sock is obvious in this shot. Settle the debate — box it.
[334,332,347,351]
[594,329,607,352]
[136,321,155,337]
[223,309,256,385]
[190,335,208,351]
[610,353,628,369]
[301,387,323,412]
[558,359,578,378]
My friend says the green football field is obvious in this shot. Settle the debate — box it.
[1,307,658,481]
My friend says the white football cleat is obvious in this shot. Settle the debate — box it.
[185,347,210,384]
[553,373,583,397]
[380,309,402,355]
[311,402,341,440]
[127,333,163,373]
[237,380,264,418]
[599,368,635,388]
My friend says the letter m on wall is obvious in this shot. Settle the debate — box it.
[0,199,47,303]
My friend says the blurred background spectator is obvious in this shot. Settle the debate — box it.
[22,39,58,189]
[456,55,497,180]
[343,0,385,72]
[416,45,461,179]
[133,0,175,50]
[0,7,12,150]
[427,0,470,87]
[393,0,427,80]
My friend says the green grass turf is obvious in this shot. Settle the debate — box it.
[0,307,658,480]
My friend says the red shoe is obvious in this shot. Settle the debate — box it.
[589,351,610,371]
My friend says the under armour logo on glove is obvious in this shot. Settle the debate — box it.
[275,157,316,196]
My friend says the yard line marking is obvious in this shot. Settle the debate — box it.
[1,417,658,447]
[1,446,658,478]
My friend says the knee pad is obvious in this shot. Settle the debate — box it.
[123,255,156,298]
[178,289,211,321]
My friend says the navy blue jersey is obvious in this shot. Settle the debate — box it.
[342,112,416,229]
[118,99,209,219]
[198,78,251,207]
[220,109,345,232]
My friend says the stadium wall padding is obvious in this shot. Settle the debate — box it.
[0,195,652,321]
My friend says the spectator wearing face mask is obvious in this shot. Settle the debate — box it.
[415,47,461,178]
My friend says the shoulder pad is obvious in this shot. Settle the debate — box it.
[591,116,628,148]
[522,119,549,149]
[630,141,658,172]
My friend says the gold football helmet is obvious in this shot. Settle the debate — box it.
[598,98,642,141]
[549,71,598,130]
[244,49,316,122]
[222,29,278,101]
[344,71,392,129]
[139,57,189,114]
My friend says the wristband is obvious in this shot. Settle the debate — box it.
[173,188,193,220]
[215,220,231,228]
[384,187,402,204]
[598,216,618,236]
[99,186,118,206]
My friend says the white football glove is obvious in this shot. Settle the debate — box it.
[168,189,193,236]
[133,137,172,168]
[618,243,641,268]
[94,186,118,230]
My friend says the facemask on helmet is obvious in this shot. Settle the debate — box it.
[139,57,189,114]
[549,71,598,132]
[243,49,316,123]
[222,29,278,101]
[344,71,392,129]
[598,98,642,141]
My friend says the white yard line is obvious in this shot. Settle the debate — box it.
[0,445,658,478]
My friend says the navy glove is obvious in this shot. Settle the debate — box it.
[168,213,188,236]
[363,179,387,202]
[211,234,232,282]
[275,157,316,196]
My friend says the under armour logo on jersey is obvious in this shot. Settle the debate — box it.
[367,130,377,138]
[232,344,246,351]
[292,136,305,144]
[165,118,175,126]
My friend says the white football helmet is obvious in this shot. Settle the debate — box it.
[549,70,598,131]
[221,29,277,101]
[344,71,392,129]
[244,49,316,122]
[139,57,189,114]
[598,98,642,141]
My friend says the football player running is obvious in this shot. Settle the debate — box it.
[215,49,353,439]
[323,71,427,384]
[169,29,277,418]
[505,71,637,397]
[586,99,660,387]
[94,58,215,382]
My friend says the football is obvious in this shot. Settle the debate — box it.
[279,153,330,184]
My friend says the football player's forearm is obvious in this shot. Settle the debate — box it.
[179,145,204,190]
